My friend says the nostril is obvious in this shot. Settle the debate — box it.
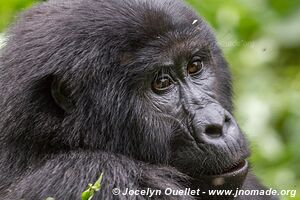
[225,115,231,123]
[205,125,223,138]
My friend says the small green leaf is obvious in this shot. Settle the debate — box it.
[81,173,104,200]
[93,173,104,191]
[81,189,94,200]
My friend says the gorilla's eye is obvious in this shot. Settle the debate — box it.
[152,75,173,91]
[187,60,203,75]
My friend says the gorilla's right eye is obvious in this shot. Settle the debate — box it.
[152,75,173,92]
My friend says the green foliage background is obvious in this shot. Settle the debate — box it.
[0,0,299,199]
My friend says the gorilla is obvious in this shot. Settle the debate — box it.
[0,0,277,199]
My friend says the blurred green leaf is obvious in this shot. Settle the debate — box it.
[82,173,103,200]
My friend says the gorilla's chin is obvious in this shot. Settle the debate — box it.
[192,160,248,200]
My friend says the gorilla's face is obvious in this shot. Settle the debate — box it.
[146,47,249,173]
[133,28,250,177]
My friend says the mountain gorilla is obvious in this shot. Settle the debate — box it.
[0,0,277,199]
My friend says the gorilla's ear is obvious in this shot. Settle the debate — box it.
[51,78,73,113]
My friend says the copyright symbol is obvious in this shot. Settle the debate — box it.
[112,188,120,195]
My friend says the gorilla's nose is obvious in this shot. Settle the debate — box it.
[193,104,233,139]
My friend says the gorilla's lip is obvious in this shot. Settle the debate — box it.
[218,159,248,176]
[193,160,248,193]
[207,159,248,177]
[198,159,248,178]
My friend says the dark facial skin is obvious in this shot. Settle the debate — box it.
[0,0,276,199]
[144,39,249,175]
[133,28,250,198]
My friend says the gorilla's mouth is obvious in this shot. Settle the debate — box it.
[198,160,248,189]
[219,159,248,176]
[192,160,248,199]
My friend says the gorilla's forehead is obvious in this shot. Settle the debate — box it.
[97,0,212,48]
[53,0,213,49]
[92,0,216,69]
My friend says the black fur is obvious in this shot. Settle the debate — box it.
[0,0,276,199]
